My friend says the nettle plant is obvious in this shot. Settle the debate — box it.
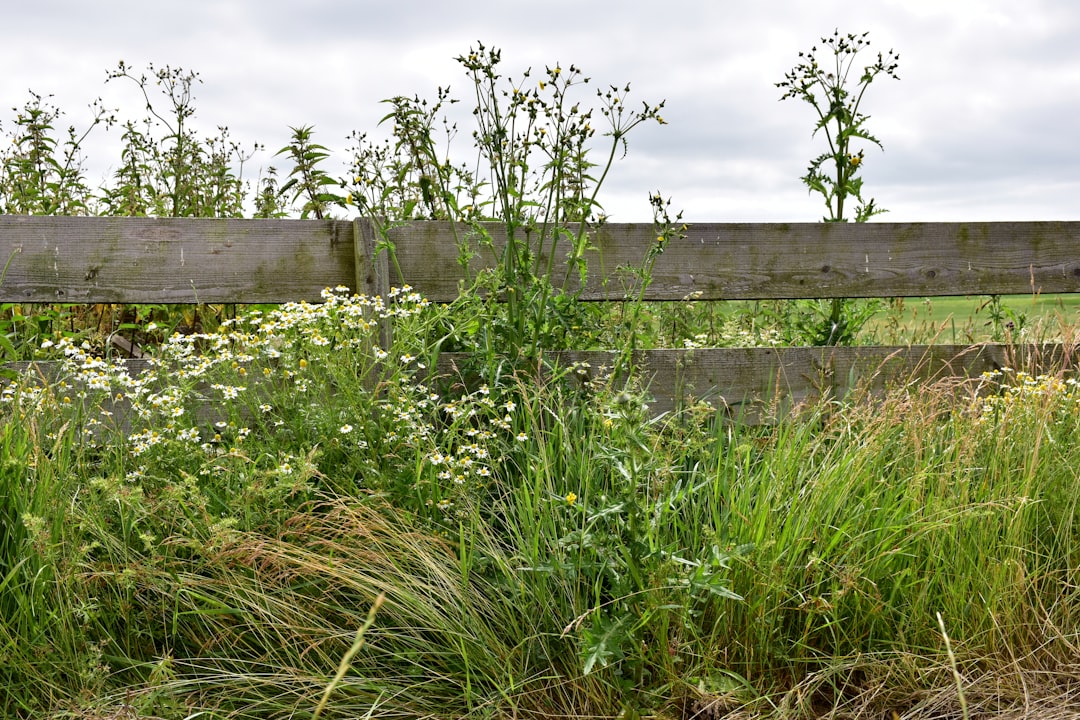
[777,30,900,345]
[344,43,670,360]
[0,93,110,362]
[103,62,259,219]
[276,125,348,219]
[0,92,108,216]
[1,64,270,364]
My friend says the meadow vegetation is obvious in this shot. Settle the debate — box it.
[2,39,1080,720]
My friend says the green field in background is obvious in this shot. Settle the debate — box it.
[867,293,1080,343]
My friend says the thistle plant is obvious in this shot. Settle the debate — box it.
[345,43,669,360]
[777,29,899,224]
[777,30,900,345]
[612,190,686,374]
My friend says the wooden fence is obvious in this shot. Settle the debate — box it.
[3,215,1080,417]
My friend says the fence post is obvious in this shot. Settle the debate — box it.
[353,217,392,350]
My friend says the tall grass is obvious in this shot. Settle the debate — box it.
[3,292,1080,718]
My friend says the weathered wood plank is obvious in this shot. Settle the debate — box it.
[4,217,1080,304]
[0,216,356,303]
[439,343,1076,417]
[11,344,1071,424]
[388,220,1080,301]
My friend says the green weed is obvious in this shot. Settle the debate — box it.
[777,30,901,346]
[345,43,670,361]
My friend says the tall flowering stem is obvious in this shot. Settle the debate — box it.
[777,30,899,223]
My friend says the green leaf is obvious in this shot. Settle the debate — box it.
[0,332,17,361]
[580,612,627,675]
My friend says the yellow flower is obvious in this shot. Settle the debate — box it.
[565,492,577,506]
[656,235,667,244]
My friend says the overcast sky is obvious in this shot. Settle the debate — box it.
[2,0,1078,223]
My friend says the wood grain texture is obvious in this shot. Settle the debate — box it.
[0,216,355,303]
[388,220,1080,301]
[428,343,1077,418]
[4,217,1080,304]
[7,217,1078,424]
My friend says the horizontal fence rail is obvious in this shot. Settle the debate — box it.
[8,344,1073,422]
[4,215,1080,419]
[3,216,1080,304]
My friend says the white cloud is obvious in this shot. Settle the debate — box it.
[2,0,1078,221]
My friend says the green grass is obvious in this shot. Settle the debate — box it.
[587,294,1080,355]
[868,294,1080,344]
[3,292,1080,719]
